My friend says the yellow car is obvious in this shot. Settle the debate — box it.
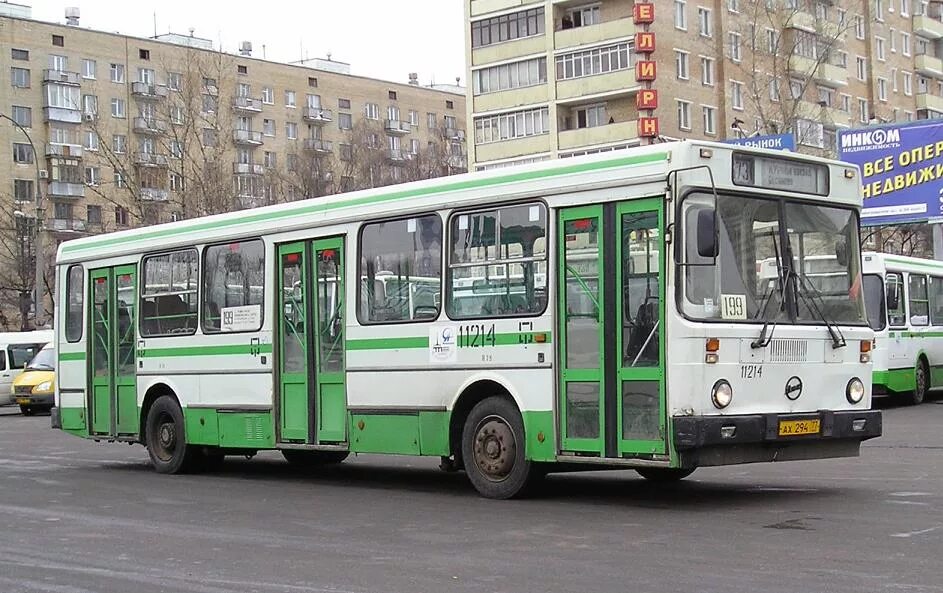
[12,344,55,416]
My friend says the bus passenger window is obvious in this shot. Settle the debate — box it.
[141,249,199,336]
[202,239,265,333]
[447,203,547,319]
[66,265,84,342]
[930,277,943,326]
[908,274,929,327]
[886,273,906,327]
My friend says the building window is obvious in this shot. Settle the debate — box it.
[84,130,99,151]
[13,143,33,164]
[340,143,352,160]
[11,105,31,128]
[53,202,73,221]
[427,112,438,129]
[308,77,318,88]
[261,86,274,104]
[474,106,550,144]
[728,0,739,11]
[766,29,777,54]
[113,134,127,153]
[701,57,715,86]
[286,121,298,139]
[674,0,687,29]
[115,206,129,225]
[338,98,351,109]
[365,103,379,119]
[110,63,125,83]
[409,110,419,126]
[11,67,30,88]
[729,32,741,62]
[702,105,716,135]
[338,112,353,130]
[473,57,548,95]
[876,37,886,61]
[263,151,276,168]
[447,204,547,319]
[13,179,33,202]
[890,29,897,53]
[573,104,607,129]
[446,100,455,110]
[471,7,545,48]
[678,99,691,129]
[698,7,712,37]
[11,48,28,60]
[111,98,126,118]
[170,173,184,191]
[731,81,744,110]
[790,79,803,99]
[858,98,869,123]
[285,90,296,107]
[82,59,96,79]
[52,34,64,47]
[675,50,689,79]
[878,78,888,101]
[903,71,913,96]
[901,0,909,16]
[358,214,443,324]
[556,42,634,80]
[901,32,911,56]
[168,72,182,91]
[840,94,851,112]
[87,205,101,225]
[564,4,600,27]
[202,94,217,113]
[84,166,100,186]
[237,65,248,75]
[141,250,199,336]
[202,239,265,333]
[389,90,397,100]
[856,56,866,81]
[854,15,864,39]
[139,48,150,60]
[260,119,274,137]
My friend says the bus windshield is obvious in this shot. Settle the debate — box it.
[682,193,866,326]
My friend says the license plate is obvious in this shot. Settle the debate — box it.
[778,418,821,436]
[15,398,30,405]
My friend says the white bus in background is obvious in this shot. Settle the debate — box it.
[861,252,943,405]
[52,141,881,499]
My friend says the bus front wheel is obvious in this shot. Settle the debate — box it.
[910,360,929,406]
[635,468,696,482]
[145,395,201,474]
[461,396,540,499]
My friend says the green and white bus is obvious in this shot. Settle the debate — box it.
[862,251,943,405]
[52,141,881,499]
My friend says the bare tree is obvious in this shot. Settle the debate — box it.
[0,201,36,330]
[861,224,933,257]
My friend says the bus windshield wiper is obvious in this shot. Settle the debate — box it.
[789,269,847,349]
[752,229,786,349]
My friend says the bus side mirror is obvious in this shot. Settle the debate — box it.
[696,209,718,258]
[835,240,849,267]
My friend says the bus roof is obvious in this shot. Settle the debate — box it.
[56,140,859,265]
[862,251,943,275]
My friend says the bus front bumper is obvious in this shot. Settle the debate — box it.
[672,409,882,467]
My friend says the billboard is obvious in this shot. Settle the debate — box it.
[838,120,943,226]
[724,133,795,152]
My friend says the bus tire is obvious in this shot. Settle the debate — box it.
[461,396,538,499]
[635,468,696,482]
[144,395,201,474]
[281,450,349,466]
[910,359,929,406]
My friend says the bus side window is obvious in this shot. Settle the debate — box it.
[887,273,906,327]
[908,273,929,327]
[931,277,943,326]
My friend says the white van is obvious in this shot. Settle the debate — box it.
[0,330,54,406]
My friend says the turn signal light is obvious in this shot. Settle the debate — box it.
[860,340,872,353]
[706,338,720,352]
[534,333,547,343]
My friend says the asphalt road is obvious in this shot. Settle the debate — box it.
[1,397,942,593]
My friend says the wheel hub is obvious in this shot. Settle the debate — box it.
[473,417,516,482]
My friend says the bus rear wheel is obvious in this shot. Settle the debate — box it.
[281,450,349,466]
[635,468,696,482]
[145,395,201,474]
[909,360,929,406]
[461,396,539,499]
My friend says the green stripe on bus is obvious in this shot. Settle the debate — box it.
[59,352,86,361]
[140,343,273,358]
[888,331,943,338]
[61,152,668,254]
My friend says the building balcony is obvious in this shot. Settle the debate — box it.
[42,106,82,124]
[133,152,169,167]
[914,15,943,40]
[916,54,943,78]
[384,119,412,136]
[302,107,333,124]
[474,84,551,113]
[132,117,168,135]
[556,69,637,101]
[798,101,852,127]
[554,17,637,51]
[42,69,81,85]
[475,133,552,164]
[47,181,85,198]
[442,127,466,141]
[233,162,265,175]
[917,93,943,113]
[786,10,842,38]
[131,82,169,100]
[303,138,333,154]
[472,34,546,68]
[788,55,848,87]
[140,188,169,201]
[48,218,87,233]
[232,96,263,112]
[45,143,83,159]
[558,121,638,151]
[232,129,263,145]
[385,148,410,163]
[447,154,467,170]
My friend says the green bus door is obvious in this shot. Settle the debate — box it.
[89,266,138,437]
[277,238,347,445]
[558,200,666,458]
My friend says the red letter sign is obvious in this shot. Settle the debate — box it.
[639,117,659,137]
[633,3,655,24]
[637,89,658,110]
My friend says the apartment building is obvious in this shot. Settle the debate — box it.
[0,5,466,327]
[464,0,943,171]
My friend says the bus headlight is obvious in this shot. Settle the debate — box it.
[711,380,733,409]
[846,378,864,404]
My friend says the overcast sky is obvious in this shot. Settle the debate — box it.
[32,1,467,86]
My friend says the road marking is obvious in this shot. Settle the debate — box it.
[890,525,943,538]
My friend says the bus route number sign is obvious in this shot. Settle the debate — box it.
[721,294,746,320]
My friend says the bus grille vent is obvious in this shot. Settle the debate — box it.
[245,417,264,441]
[767,339,808,363]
